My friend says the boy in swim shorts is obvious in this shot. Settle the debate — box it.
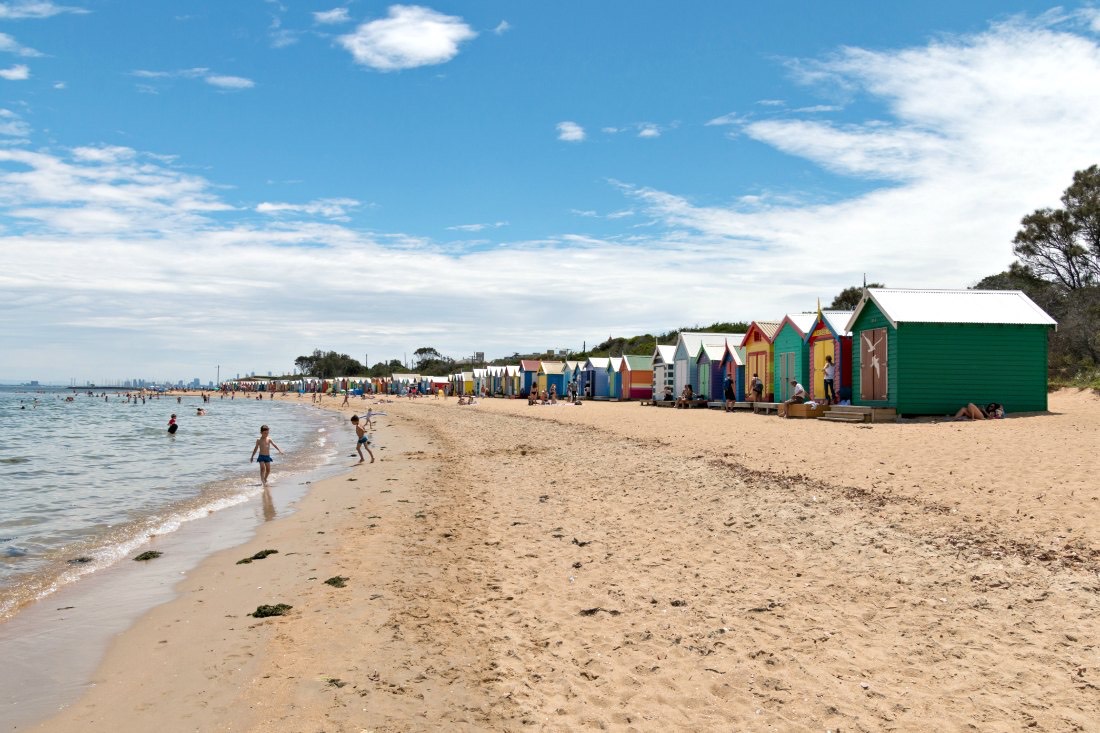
[350,415,375,464]
[249,424,284,487]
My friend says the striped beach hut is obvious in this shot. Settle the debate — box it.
[771,314,817,401]
[719,338,747,401]
[805,310,854,403]
[846,288,1057,415]
[584,357,611,398]
[673,332,729,398]
[618,355,654,400]
[651,344,675,399]
[740,320,781,402]
[606,357,623,399]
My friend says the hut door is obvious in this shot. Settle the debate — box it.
[778,352,791,400]
[860,328,888,401]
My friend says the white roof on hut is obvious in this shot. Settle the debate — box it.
[696,341,725,362]
[585,357,611,369]
[675,332,728,360]
[846,288,1058,332]
[818,311,854,338]
[653,344,676,364]
[391,373,420,383]
[607,356,623,372]
[781,313,819,337]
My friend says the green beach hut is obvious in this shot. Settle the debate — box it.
[845,288,1057,415]
[771,313,818,401]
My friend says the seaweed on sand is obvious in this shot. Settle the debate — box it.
[133,551,162,561]
[237,549,279,564]
[250,603,292,618]
[323,576,349,588]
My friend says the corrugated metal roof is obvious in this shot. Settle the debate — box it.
[607,356,623,371]
[779,313,818,337]
[697,342,724,361]
[677,332,730,359]
[847,288,1058,331]
[540,361,564,372]
[585,357,611,368]
[520,360,541,370]
[622,354,654,370]
[653,344,676,363]
[565,360,582,370]
[747,320,782,344]
[724,340,746,365]
[818,310,854,338]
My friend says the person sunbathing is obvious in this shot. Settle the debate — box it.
[954,402,1004,420]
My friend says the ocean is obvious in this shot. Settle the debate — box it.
[0,386,340,621]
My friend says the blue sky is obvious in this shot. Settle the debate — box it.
[3,1,1100,382]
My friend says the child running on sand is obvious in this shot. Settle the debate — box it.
[249,425,284,487]
[350,415,375,464]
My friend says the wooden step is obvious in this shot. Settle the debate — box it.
[819,413,868,424]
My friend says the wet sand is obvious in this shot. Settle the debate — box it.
[27,390,1100,732]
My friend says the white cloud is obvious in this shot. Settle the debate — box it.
[601,126,621,134]
[52,80,63,89]
[446,221,508,232]
[705,112,746,126]
[0,32,41,57]
[314,7,350,25]
[0,107,30,138]
[637,124,660,138]
[492,20,510,35]
[130,68,253,91]
[757,99,785,107]
[0,1,87,19]
[793,104,840,113]
[556,121,585,142]
[256,198,360,219]
[0,64,29,80]
[205,74,255,90]
[338,5,477,71]
[4,15,1100,382]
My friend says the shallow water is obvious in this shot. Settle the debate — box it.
[0,387,336,620]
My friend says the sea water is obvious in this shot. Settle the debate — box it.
[0,386,339,621]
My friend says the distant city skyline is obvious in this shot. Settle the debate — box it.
[3,2,1100,381]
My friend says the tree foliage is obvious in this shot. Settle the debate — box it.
[829,283,885,310]
[1013,165,1100,290]
[294,350,365,379]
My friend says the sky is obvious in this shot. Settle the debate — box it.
[3,1,1100,383]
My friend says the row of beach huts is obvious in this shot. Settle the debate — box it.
[226,289,1058,417]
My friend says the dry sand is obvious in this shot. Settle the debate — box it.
[28,390,1100,732]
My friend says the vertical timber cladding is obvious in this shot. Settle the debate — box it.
[852,298,898,408]
[897,322,1049,414]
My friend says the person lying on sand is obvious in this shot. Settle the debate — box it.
[954,402,1004,420]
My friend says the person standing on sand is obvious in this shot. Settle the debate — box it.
[250,425,283,487]
[350,415,375,464]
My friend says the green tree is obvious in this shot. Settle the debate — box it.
[1013,164,1100,290]
[829,284,885,310]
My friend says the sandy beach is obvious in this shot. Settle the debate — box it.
[24,389,1100,732]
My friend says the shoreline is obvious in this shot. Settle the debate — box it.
[20,390,1100,731]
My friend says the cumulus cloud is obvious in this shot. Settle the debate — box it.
[0,1,87,19]
[0,32,41,57]
[492,20,510,35]
[4,15,1100,382]
[637,124,660,138]
[314,7,350,24]
[556,121,585,142]
[338,5,477,71]
[0,64,29,80]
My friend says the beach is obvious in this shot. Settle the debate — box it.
[24,389,1100,732]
